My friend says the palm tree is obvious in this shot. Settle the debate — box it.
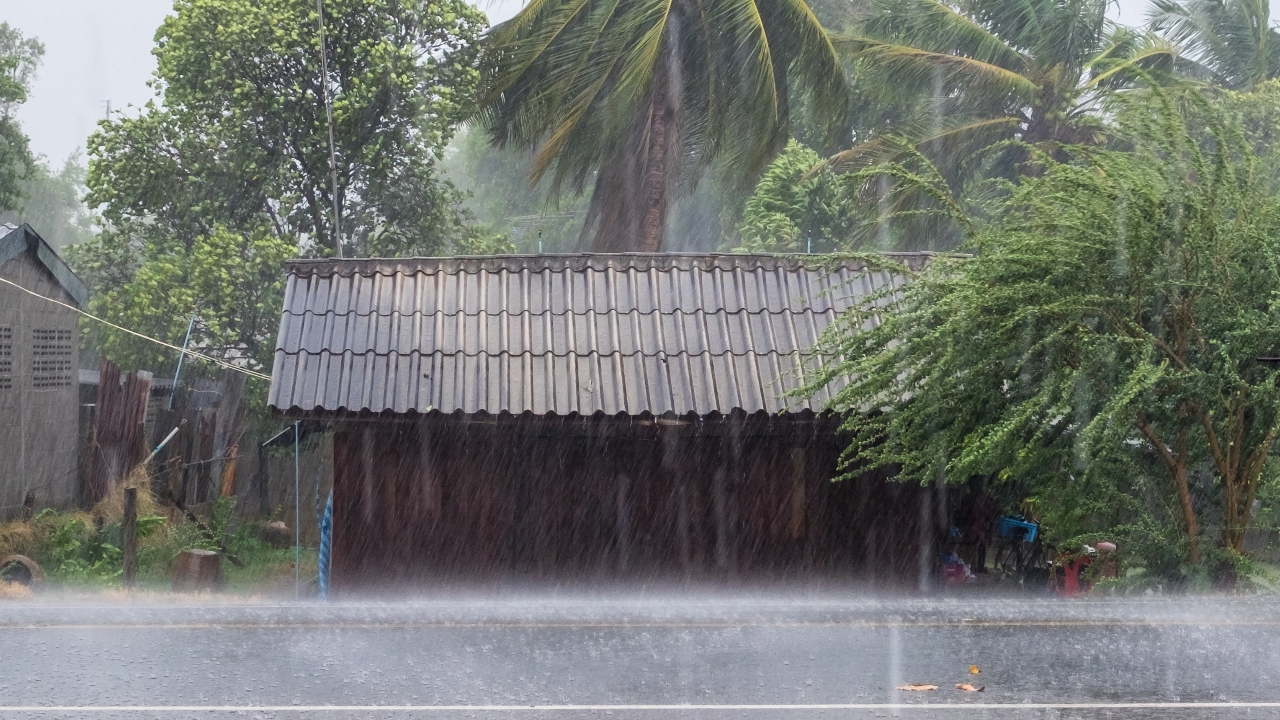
[1149,0,1280,89]
[477,0,849,252]
[827,0,1175,247]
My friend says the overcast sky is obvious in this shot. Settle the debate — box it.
[0,0,1255,164]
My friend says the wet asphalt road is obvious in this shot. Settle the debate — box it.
[3,593,1280,719]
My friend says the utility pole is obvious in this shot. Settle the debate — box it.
[316,0,343,258]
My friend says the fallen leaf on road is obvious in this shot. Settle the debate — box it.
[896,684,938,691]
[956,684,985,692]
[969,665,981,674]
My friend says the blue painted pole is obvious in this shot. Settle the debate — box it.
[167,315,196,411]
[318,491,333,599]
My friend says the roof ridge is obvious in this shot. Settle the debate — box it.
[279,307,849,318]
[274,349,829,359]
[284,252,932,277]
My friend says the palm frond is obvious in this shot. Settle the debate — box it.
[858,0,1029,71]
[1084,33,1178,91]
[835,36,1039,98]
[827,115,1023,172]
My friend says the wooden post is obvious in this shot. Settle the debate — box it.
[917,482,933,593]
[789,448,807,541]
[616,472,631,576]
[257,442,270,516]
[122,487,137,588]
[712,467,729,571]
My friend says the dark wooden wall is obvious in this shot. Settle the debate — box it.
[330,416,936,590]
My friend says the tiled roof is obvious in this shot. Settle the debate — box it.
[268,253,928,417]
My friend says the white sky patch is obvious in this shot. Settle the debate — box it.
[0,0,527,164]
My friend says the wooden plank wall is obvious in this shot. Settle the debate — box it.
[330,418,935,590]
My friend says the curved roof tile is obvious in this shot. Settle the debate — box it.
[268,252,927,416]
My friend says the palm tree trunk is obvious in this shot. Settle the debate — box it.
[638,104,669,253]
[583,17,681,253]
[638,18,682,253]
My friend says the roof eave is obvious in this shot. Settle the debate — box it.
[0,223,90,307]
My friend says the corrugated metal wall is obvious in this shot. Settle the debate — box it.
[0,255,80,518]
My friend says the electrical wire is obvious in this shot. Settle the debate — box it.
[0,276,271,381]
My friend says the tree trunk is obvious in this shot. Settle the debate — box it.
[1173,459,1201,564]
[1173,424,1200,565]
[638,105,669,253]
[584,18,681,253]
[1137,416,1200,564]
[637,19,682,253]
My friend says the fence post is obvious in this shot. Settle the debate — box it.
[122,487,137,588]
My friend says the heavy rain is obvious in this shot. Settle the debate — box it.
[2,0,1280,717]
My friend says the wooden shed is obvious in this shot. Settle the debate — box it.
[268,253,939,589]
[0,223,89,518]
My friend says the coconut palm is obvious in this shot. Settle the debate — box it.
[827,0,1175,248]
[477,0,849,252]
[1149,0,1280,89]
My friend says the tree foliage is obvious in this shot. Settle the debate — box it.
[0,22,42,214]
[825,0,1177,249]
[1150,0,1280,89]
[71,228,295,374]
[87,0,487,259]
[813,90,1280,574]
[477,0,849,252]
[69,0,488,375]
[0,155,96,250]
[442,126,589,253]
[729,140,851,252]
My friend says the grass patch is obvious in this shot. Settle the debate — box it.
[0,481,317,597]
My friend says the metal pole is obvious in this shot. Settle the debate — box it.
[147,426,181,462]
[167,316,196,411]
[316,0,343,258]
[294,420,300,599]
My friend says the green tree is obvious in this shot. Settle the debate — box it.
[729,139,851,252]
[1150,0,1280,89]
[88,0,487,259]
[0,22,42,214]
[442,126,590,252]
[829,0,1175,248]
[70,0,488,374]
[812,89,1280,574]
[477,0,849,252]
[0,155,96,250]
[70,227,295,375]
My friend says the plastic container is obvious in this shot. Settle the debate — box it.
[997,516,1038,543]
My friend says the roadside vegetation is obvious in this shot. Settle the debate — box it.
[0,480,315,595]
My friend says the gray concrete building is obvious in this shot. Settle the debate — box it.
[0,223,89,518]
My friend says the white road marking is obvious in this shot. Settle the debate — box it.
[5,619,1280,630]
[2,703,1279,712]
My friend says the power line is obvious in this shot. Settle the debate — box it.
[0,276,271,381]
